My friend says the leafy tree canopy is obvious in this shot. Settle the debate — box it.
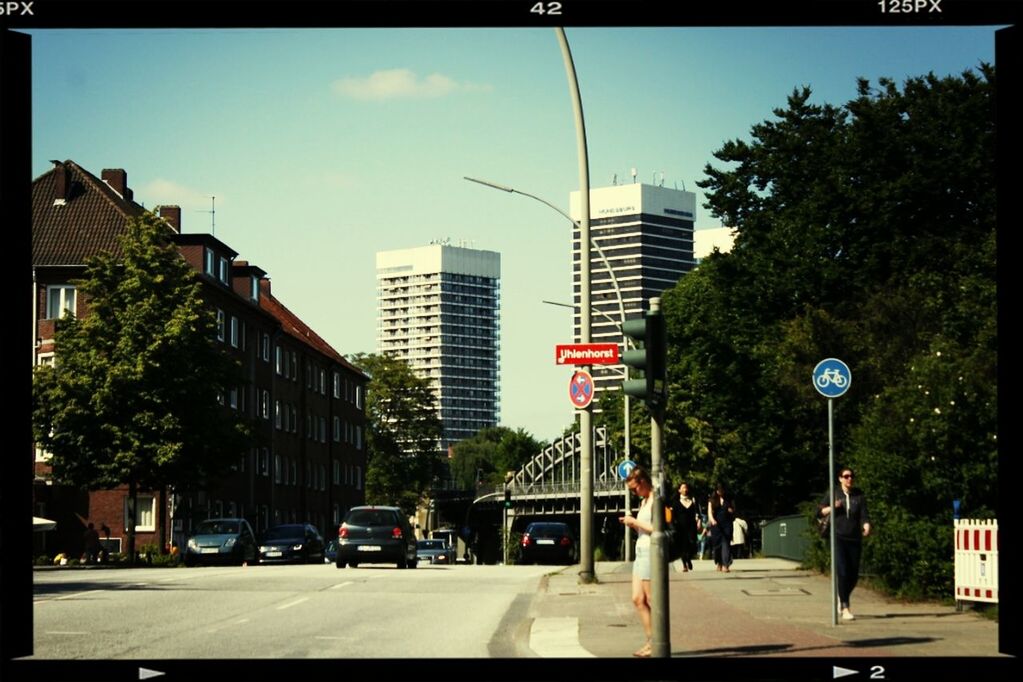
[32,213,252,494]
[656,63,995,566]
[349,352,444,515]
[449,426,548,490]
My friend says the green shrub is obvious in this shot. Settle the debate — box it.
[503,530,523,565]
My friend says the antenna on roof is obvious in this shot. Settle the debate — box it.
[195,196,216,236]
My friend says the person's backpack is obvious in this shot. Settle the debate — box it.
[664,501,683,562]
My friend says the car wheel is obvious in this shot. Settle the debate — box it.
[397,557,406,569]
[408,557,418,569]
[348,562,358,568]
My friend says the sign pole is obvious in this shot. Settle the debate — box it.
[812,357,851,628]
[828,397,837,627]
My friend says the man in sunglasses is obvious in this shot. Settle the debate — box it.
[819,467,871,620]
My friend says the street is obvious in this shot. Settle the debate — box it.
[31,563,550,659]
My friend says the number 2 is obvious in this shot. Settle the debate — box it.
[870,666,886,679]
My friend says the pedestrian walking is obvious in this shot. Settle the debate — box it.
[819,467,871,620]
[673,481,700,571]
[731,517,749,559]
[708,482,735,572]
[82,522,101,564]
[619,466,655,657]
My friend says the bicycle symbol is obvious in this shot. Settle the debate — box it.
[815,368,848,389]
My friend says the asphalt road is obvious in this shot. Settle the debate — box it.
[31,562,551,659]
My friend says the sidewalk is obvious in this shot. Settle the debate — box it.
[524,557,1005,659]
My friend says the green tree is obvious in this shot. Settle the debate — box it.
[449,426,547,489]
[32,214,252,560]
[349,353,444,515]
[664,67,995,595]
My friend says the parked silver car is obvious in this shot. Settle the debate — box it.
[183,518,258,567]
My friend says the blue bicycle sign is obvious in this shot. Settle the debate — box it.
[812,358,851,398]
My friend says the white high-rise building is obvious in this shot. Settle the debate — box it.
[570,182,697,396]
[376,244,501,453]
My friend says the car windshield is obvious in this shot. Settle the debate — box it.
[345,510,397,527]
[528,524,569,538]
[195,520,238,535]
[264,525,303,540]
[418,540,444,549]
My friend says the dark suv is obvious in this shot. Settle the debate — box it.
[336,506,418,569]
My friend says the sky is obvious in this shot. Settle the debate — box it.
[23,25,1000,444]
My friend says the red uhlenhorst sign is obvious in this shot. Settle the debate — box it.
[555,343,620,365]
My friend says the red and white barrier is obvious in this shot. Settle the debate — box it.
[954,519,998,605]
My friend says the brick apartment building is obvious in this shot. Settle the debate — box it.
[32,160,368,559]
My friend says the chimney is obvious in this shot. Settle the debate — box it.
[51,160,70,203]
[157,205,182,233]
[101,168,129,199]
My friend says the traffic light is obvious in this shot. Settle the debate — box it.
[621,307,667,409]
[504,487,512,509]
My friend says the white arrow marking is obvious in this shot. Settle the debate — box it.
[833,666,858,679]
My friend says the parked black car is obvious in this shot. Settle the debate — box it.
[258,523,326,564]
[336,506,417,569]
[183,518,258,567]
[519,521,577,565]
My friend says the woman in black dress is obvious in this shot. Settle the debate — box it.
[674,481,700,572]
[708,482,735,572]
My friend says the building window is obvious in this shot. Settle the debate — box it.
[250,275,260,302]
[332,460,340,485]
[204,247,215,276]
[306,364,313,389]
[332,416,340,442]
[319,370,327,395]
[230,316,239,347]
[274,400,282,430]
[36,353,56,368]
[218,256,229,284]
[333,504,340,526]
[319,416,327,443]
[229,387,238,410]
[290,460,298,487]
[320,465,327,491]
[290,352,298,380]
[355,425,363,450]
[261,448,270,476]
[275,345,283,375]
[124,494,156,532]
[274,455,282,484]
[355,385,364,410]
[333,372,341,398]
[45,285,77,319]
[261,390,270,419]
[290,406,298,433]
[216,310,225,342]
[355,466,362,490]
[262,334,270,362]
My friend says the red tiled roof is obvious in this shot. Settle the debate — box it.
[259,287,368,379]
[32,160,148,265]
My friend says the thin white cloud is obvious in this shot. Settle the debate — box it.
[332,68,491,101]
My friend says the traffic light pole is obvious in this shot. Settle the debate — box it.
[648,297,670,657]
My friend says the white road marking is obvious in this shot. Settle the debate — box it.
[330,582,354,589]
[234,618,250,624]
[276,597,309,610]
[529,617,595,658]
[45,631,88,636]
